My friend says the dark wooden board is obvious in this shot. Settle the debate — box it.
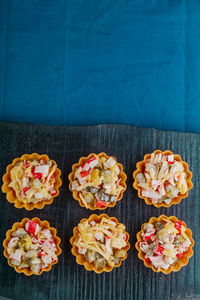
[0,121,199,300]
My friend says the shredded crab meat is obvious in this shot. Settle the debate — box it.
[136,153,188,204]
[73,217,128,269]
[71,155,125,208]
[139,218,191,271]
[8,158,57,204]
[7,220,58,274]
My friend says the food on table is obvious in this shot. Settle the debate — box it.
[70,214,130,273]
[69,153,127,209]
[3,218,61,275]
[133,150,193,206]
[136,215,194,273]
[2,154,62,209]
[9,158,57,203]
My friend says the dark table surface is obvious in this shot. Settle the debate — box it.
[0,121,199,300]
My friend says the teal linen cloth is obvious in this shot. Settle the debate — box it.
[0,1,200,133]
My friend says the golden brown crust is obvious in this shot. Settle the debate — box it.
[3,217,62,276]
[2,153,62,210]
[70,214,130,273]
[68,152,127,210]
[133,150,193,207]
[135,215,194,274]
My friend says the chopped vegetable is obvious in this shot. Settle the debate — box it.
[136,152,188,204]
[25,220,40,236]
[176,253,183,258]
[23,187,29,193]
[24,162,30,168]
[145,257,151,263]
[153,244,164,256]
[71,155,125,208]
[139,218,191,271]
[8,158,57,204]
[175,221,183,234]
[7,220,58,274]
[73,216,129,270]
[96,201,107,207]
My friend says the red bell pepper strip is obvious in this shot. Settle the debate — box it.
[80,170,90,177]
[31,237,39,243]
[175,221,183,234]
[39,239,46,245]
[144,233,155,242]
[145,257,151,263]
[168,161,174,164]
[39,159,46,165]
[176,253,183,258]
[105,236,111,239]
[51,191,57,196]
[153,244,164,256]
[38,251,46,257]
[23,187,29,193]
[96,201,107,208]
[125,233,129,241]
[27,221,37,235]
[80,167,92,178]
[31,167,42,179]
[155,185,160,192]
[81,157,96,169]
[33,173,42,179]
[24,162,30,168]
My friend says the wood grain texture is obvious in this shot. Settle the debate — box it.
[0,122,199,300]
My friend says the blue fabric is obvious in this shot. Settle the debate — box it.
[1,0,200,133]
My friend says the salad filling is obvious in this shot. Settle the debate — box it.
[9,158,57,203]
[7,220,58,274]
[71,155,125,208]
[73,217,129,269]
[135,152,188,204]
[139,218,191,271]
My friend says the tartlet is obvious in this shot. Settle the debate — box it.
[133,150,193,207]
[70,214,130,273]
[3,217,62,276]
[135,215,194,274]
[68,152,127,210]
[2,153,62,210]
